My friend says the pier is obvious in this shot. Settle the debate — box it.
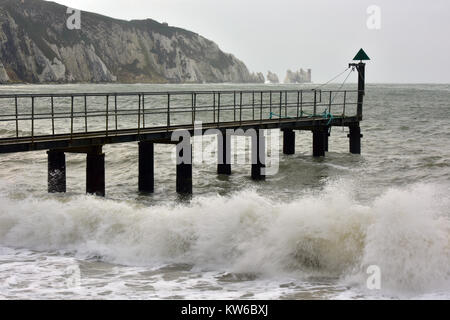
[0,59,367,196]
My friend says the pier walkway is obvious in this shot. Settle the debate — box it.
[0,62,366,196]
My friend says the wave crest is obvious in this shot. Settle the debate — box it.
[0,182,448,294]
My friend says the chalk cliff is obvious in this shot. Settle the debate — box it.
[0,0,263,84]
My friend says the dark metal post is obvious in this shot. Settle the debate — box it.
[342,91,347,117]
[239,92,242,124]
[86,146,105,197]
[70,96,73,139]
[139,141,154,193]
[114,94,118,133]
[251,130,266,180]
[260,92,263,121]
[347,61,366,153]
[300,91,303,117]
[252,92,255,121]
[31,96,34,142]
[142,94,145,128]
[15,96,18,138]
[84,95,87,133]
[213,92,216,123]
[176,137,192,194]
[217,93,221,125]
[283,129,295,155]
[313,90,317,116]
[269,92,272,117]
[105,95,109,136]
[218,129,231,175]
[329,91,332,114]
[167,94,170,130]
[313,128,326,157]
[285,91,288,117]
[137,94,141,136]
[279,91,282,122]
[233,91,236,121]
[324,129,330,152]
[349,62,366,120]
[48,150,66,193]
[51,96,55,135]
[348,124,362,154]
[191,93,196,125]
[356,62,365,120]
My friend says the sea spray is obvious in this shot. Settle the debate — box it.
[0,181,448,296]
[351,184,450,294]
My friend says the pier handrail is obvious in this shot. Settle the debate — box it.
[0,89,361,142]
[0,89,359,99]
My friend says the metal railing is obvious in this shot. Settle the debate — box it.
[0,89,360,142]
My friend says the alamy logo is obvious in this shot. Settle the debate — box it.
[366,5,381,30]
[366,265,381,290]
[171,122,280,176]
[66,7,81,30]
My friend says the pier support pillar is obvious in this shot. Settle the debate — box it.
[48,150,66,193]
[324,129,330,152]
[176,138,193,194]
[312,128,326,157]
[139,141,154,193]
[218,130,232,175]
[348,124,362,154]
[251,130,266,180]
[283,129,295,155]
[86,146,105,197]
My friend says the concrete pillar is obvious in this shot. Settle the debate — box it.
[48,150,66,193]
[139,141,154,193]
[283,129,295,155]
[218,130,231,175]
[348,124,362,154]
[313,129,326,157]
[176,139,192,194]
[86,146,105,197]
[251,130,266,180]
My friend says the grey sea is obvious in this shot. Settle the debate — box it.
[0,83,449,299]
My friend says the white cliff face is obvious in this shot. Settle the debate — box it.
[0,61,9,83]
[85,45,118,82]
[36,53,66,83]
[0,0,263,84]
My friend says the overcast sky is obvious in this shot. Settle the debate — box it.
[48,0,450,83]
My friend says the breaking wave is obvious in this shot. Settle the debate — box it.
[0,181,449,295]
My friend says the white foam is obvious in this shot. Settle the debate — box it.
[0,181,449,298]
